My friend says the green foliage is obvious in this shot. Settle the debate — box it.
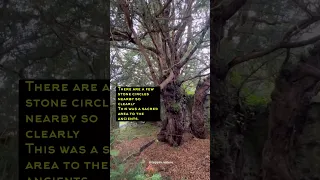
[240,86,270,107]
[110,130,162,180]
[151,173,162,180]
[110,149,120,156]
[181,83,196,96]
[133,172,162,180]
[245,94,269,106]
[229,72,243,86]
[184,87,195,96]
[116,123,157,141]
[110,149,162,180]
[110,133,144,179]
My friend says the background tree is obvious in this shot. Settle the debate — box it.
[210,0,320,179]
[0,1,109,179]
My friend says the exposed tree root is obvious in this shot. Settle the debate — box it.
[122,139,156,163]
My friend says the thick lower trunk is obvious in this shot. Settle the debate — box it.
[190,76,210,139]
[211,74,244,180]
[262,47,320,180]
[181,95,190,131]
[110,120,119,130]
[157,81,184,146]
[110,105,119,130]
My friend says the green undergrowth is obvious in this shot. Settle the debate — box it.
[110,127,162,180]
[119,121,127,127]
[245,93,269,107]
[116,123,158,142]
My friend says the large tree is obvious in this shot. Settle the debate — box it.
[210,0,320,179]
[0,1,110,179]
[110,0,210,146]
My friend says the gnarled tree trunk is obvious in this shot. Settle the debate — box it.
[191,76,210,139]
[157,80,184,146]
[110,105,119,131]
[262,46,320,180]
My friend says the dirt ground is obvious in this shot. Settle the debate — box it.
[114,129,210,180]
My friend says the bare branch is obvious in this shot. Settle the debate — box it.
[249,17,290,25]
[0,64,21,78]
[112,45,140,52]
[283,15,320,41]
[159,70,175,90]
[76,48,96,77]
[119,0,160,85]
[155,0,173,17]
[236,50,286,101]
[177,19,210,68]
[228,34,320,68]
[292,0,315,17]
[180,73,209,84]
[216,0,248,21]
[111,30,160,55]
[300,63,320,79]
[174,0,194,46]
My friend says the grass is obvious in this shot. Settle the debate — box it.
[119,121,127,126]
[117,123,158,142]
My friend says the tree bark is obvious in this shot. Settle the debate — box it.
[190,76,210,139]
[211,8,241,179]
[157,80,184,146]
[211,73,244,180]
[110,105,119,130]
[210,1,250,178]
[262,46,320,180]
